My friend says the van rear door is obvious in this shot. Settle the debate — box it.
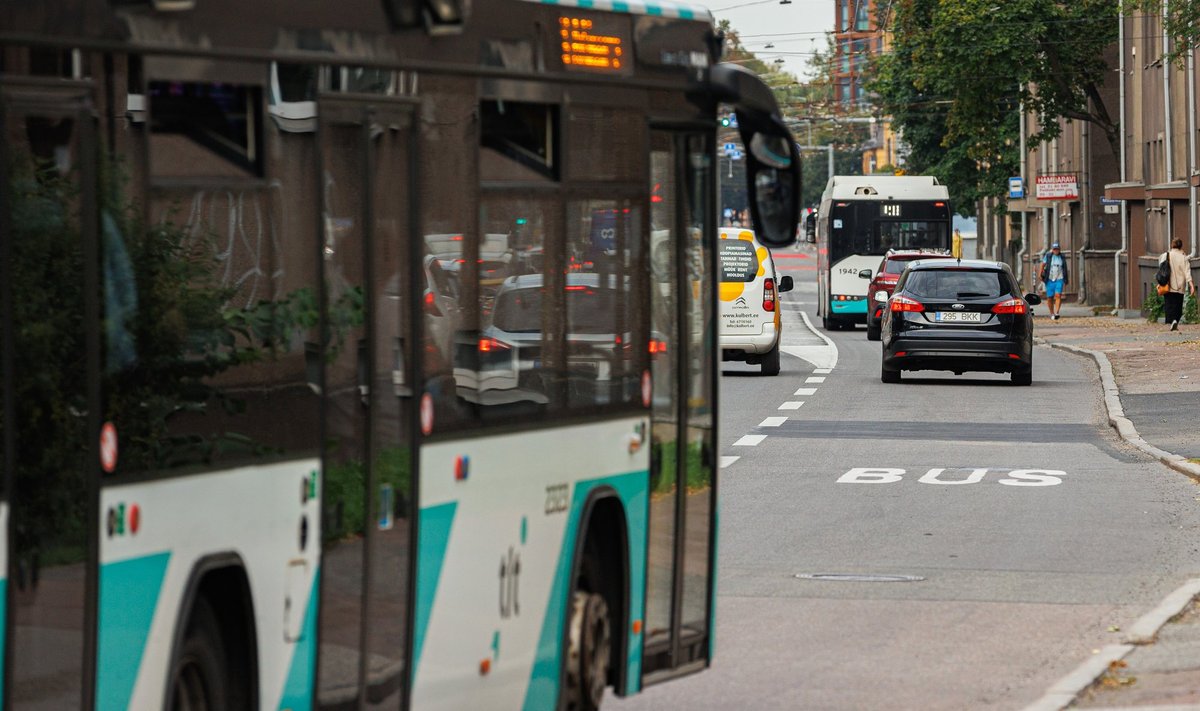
[718,229,769,337]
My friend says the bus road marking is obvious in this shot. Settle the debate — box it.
[734,435,767,446]
[794,387,817,396]
[759,417,788,427]
[806,377,826,384]
[778,401,804,410]
[836,467,1067,487]
[720,456,741,469]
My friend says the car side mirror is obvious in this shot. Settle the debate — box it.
[1024,293,1041,306]
[778,275,794,293]
[858,269,873,279]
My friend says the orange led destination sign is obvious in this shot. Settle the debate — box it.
[559,15,630,74]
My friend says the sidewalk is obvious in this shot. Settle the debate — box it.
[1032,303,1200,710]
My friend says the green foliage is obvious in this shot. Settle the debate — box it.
[323,447,412,543]
[872,0,1119,215]
[1143,291,1165,323]
[1185,292,1199,324]
[650,441,713,496]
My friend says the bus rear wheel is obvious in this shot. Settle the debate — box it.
[170,598,230,711]
[564,590,611,711]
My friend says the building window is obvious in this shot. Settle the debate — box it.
[855,0,870,31]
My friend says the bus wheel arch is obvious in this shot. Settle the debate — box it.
[164,553,258,711]
[560,488,631,710]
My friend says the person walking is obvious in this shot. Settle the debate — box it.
[1162,238,1196,330]
[1039,243,1069,320]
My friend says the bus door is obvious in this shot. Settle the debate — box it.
[1,77,101,708]
[315,95,418,710]
[644,130,717,682]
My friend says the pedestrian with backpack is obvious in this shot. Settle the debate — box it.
[1159,238,1196,330]
[1039,243,1069,320]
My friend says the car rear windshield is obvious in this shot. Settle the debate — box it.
[884,259,910,274]
[719,240,760,282]
[902,269,1010,299]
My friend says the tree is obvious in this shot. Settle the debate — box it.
[872,0,1119,214]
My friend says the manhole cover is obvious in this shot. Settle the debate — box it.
[794,573,925,583]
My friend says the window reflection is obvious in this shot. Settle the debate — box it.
[453,200,554,414]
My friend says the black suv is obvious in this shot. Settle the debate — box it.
[880,259,1041,385]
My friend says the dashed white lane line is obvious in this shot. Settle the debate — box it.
[733,434,767,446]
[720,456,740,469]
[759,416,788,427]
[814,368,833,374]
[778,401,805,410]
[806,376,826,384]
[793,387,817,396]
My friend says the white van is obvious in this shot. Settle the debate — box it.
[718,228,793,375]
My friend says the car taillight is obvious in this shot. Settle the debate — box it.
[763,278,776,312]
[477,337,511,353]
[992,298,1027,315]
[423,291,442,316]
[648,339,668,355]
[889,295,924,312]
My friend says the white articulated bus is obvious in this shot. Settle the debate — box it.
[0,1,799,708]
[816,175,952,330]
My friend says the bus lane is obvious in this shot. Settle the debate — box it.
[613,283,1200,711]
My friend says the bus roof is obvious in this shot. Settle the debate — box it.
[823,175,950,202]
[520,0,712,20]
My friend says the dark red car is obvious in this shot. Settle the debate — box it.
[864,251,949,341]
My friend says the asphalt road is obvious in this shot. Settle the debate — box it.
[610,269,1200,710]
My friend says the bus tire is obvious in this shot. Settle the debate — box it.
[760,343,781,376]
[821,314,834,330]
[564,590,611,711]
[169,597,230,711]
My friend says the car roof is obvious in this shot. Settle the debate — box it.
[497,272,621,291]
[906,258,1008,271]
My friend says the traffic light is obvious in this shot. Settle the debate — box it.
[720,115,731,127]
[720,113,738,128]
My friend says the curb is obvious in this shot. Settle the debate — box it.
[1022,578,1200,711]
[1036,339,1200,483]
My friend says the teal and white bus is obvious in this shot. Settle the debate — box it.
[0,1,799,708]
[816,175,951,330]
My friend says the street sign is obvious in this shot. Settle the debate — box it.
[723,142,737,156]
[729,150,742,161]
[1101,197,1121,214]
[1035,174,1080,200]
[1008,177,1024,199]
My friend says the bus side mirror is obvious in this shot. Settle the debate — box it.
[804,216,816,243]
[742,129,801,249]
[858,269,873,279]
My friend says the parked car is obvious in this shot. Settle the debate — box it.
[862,250,948,341]
[717,228,794,376]
[880,258,1041,385]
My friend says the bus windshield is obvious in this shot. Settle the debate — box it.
[829,203,950,261]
